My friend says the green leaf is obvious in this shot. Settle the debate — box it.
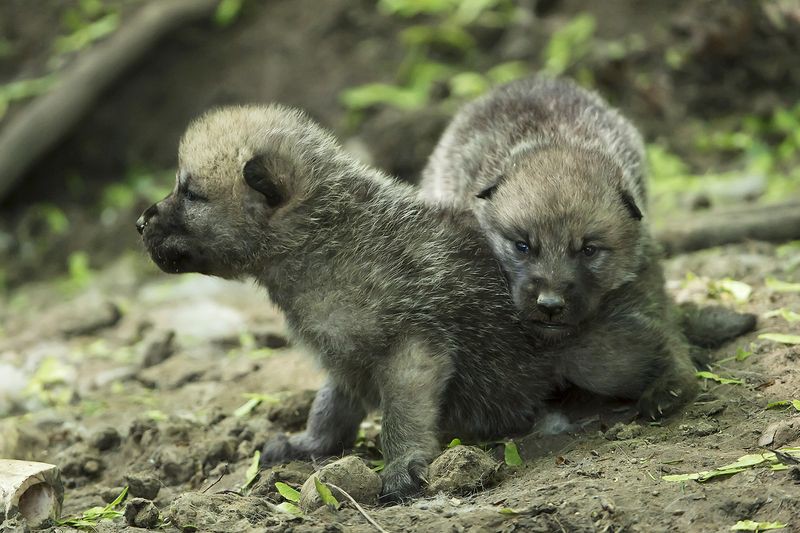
[275,502,303,517]
[57,487,128,528]
[759,333,800,345]
[449,71,489,99]
[696,371,743,385]
[214,0,243,26]
[314,477,340,510]
[731,519,788,531]
[767,400,791,409]
[275,482,301,503]
[542,13,596,75]
[243,450,260,490]
[763,308,800,323]
[735,347,753,361]
[710,278,752,302]
[486,61,529,85]
[499,507,520,515]
[234,397,262,418]
[504,441,523,466]
[447,438,462,448]
[765,277,800,293]
[234,393,280,417]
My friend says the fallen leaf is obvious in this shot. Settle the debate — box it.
[758,333,800,345]
[765,277,800,293]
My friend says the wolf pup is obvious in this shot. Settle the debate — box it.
[421,76,701,417]
[137,105,556,500]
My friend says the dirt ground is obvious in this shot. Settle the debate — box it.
[1,239,799,532]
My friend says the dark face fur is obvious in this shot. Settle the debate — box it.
[136,107,300,279]
[476,146,644,342]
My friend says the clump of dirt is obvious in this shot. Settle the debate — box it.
[425,445,499,496]
[299,456,382,511]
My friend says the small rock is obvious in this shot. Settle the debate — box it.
[124,498,160,529]
[425,445,498,496]
[250,461,314,500]
[89,427,121,451]
[254,331,289,349]
[125,470,161,500]
[266,390,316,431]
[604,422,643,441]
[680,420,719,437]
[140,330,175,368]
[202,438,237,471]
[299,456,382,512]
[61,301,121,337]
[82,458,104,477]
[155,446,196,485]
[758,419,800,448]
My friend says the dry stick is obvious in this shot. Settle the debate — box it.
[325,483,389,533]
[654,201,800,256]
[0,0,219,200]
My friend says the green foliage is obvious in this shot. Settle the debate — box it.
[730,520,788,532]
[542,13,596,76]
[215,0,244,27]
[0,75,56,120]
[55,12,119,56]
[314,477,340,510]
[341,0,520,118]
[764,308,800,323]
[243,450,261,491]
[447,438,462,448]
[275,482,301,502]
[68,251,92,286]
[233,392,281,418]
[758,333,800,345]
[340,62,451,112]
[708,278,752,303]
[765,277,800,293]
[695,371,743,385]
[503,440,523,466]
[663,448,800,483]
[57,487,128,529]
[765,399,800,412]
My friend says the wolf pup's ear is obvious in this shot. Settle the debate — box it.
[243,154,286,208]
[618,188,643,221]
[476,175,506,200]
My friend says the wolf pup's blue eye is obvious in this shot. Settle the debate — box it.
[515,241,530,253]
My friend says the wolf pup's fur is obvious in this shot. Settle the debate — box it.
[137,105,556,500]
[420,76,699,417]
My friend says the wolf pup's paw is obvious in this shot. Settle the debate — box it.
[637,373,698,420]
[379,454,429,503]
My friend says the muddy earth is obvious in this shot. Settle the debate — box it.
[0,240,798,532]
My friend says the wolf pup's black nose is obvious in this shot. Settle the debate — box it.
[536,293,565,317]
[136,204,158,235]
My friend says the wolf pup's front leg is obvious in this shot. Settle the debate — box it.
[377,340,453,502]
[260,379,366,466]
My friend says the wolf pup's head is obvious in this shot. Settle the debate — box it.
[475,143,646,342]
[136,105,327,279]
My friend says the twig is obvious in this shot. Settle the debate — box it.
[201,464,228,494]
[326,483,389,533]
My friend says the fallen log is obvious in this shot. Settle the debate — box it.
[655,201,800,256]
[0,0,219,200]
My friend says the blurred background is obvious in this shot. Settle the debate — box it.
[0,0,799,289]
